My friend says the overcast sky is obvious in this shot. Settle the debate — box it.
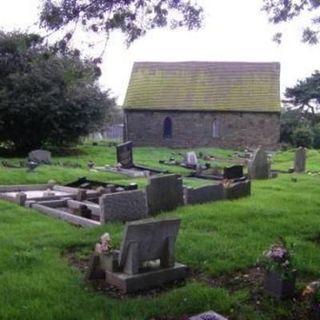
[0,0,319,104]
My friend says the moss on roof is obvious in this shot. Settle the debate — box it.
[123,62,280,112]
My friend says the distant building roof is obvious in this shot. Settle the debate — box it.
[123,61,280,112]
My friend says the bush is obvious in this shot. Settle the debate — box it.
[292,127,314,148]
[0,31,115,154]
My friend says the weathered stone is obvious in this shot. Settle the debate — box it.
[184,184,225,205]
[224,180,251,200]
[104,217,188,293]
[294,147,306,173]
[189,310,228,320]
[248,147,269,179]
[99,189,148,223]
[116,141,133,168]
[28,149,51,164]
[223,165,244,180]
[124,110,280,149]
[183,151,198,168]
[146,174,184,215]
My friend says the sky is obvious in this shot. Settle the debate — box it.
[0,0,319,104]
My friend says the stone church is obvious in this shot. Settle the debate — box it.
[123,61,280,149]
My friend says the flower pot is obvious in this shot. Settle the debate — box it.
[99,250,119,272]
[264,270,296,299]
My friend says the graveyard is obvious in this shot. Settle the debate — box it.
[0,143,320,319]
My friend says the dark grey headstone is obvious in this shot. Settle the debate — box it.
[294,147,306,173]
[248,147,269,179]
[146,174,184,215]
[99,189,148,223]
[223,165,244,180]
[189,311,228,320]
[184,184,225,205]
[28,149,51,164]
[116,141,133,168]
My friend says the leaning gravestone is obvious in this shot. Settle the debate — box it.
[103,217,188,293]
[116,141,133,169]
[28,149,51,164]
[189,310,228,320]
[99,189,148,223]
[248,147,269,179]
[294,146,306,173]
[146,174,184,215]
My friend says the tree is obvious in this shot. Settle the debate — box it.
[263,0,320,44]
[0,31,115,153]
[284,71,320,117]
[39,0,203,48]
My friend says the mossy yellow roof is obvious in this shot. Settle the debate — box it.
[123,61,280,112]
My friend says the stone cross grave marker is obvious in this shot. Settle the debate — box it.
[116,141,133,168]
[248,147,269,179]
[294,146,306,173]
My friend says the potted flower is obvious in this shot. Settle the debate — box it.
[303,281,320,319]
[260,239,296,299]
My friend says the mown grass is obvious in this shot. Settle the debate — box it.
[0,144,320,319]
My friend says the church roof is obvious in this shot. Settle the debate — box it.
[123,61,280,112]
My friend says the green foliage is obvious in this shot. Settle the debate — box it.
[0,31,115,153]
[39,0,203,47]
[263,0,320,45]
[292,126,314,148]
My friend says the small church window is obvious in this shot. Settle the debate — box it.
[212,119,220,138]
[163,117,172,139]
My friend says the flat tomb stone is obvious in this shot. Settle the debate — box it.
[105,263,187,293]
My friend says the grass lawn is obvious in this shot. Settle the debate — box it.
[0,144,320,319]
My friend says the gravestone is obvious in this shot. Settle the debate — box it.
[184,184,225,205]
[146,174,184,215]
[28,149,51,164]
[294,147,306,173]
[183,151,198,168]
[189,310,228,320]
[99,189,148,223]
[248,147,269,179]
[223,165,244,180]
[116,141,133,168]
[103,217,188,293]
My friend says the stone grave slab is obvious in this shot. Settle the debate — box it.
[28,149,51,164]
[146,174,184,215]
[116,141,133,168]
[294,147,306,173]
[99,189,148,223]
[224,179,251,200]
[184,184,225,205]
[101,217,188,293]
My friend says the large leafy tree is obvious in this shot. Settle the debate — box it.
[263,0,320,44]
[39,0,203,47]
[285,71,320,115]
[0,31,115,153]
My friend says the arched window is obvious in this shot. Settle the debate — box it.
[212,119,220,138]
[163,117,172,139]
